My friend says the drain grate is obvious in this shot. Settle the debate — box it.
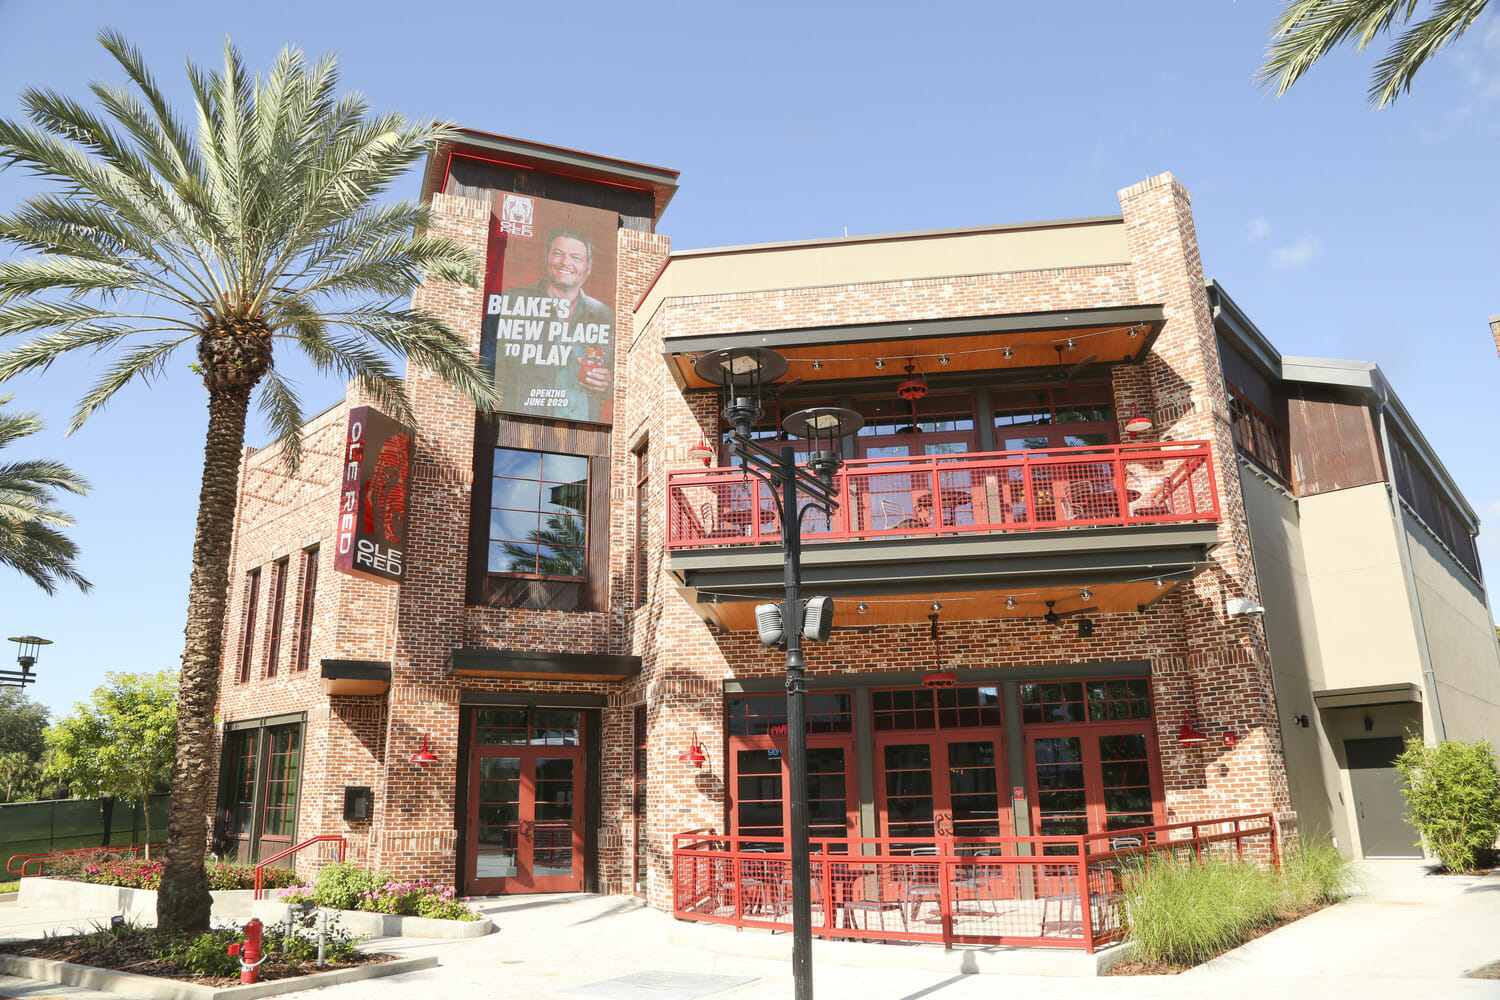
[561,970,757,999]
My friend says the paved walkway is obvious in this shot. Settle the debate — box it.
[2,861,1498,999]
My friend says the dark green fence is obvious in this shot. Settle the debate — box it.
[1,795,170,875]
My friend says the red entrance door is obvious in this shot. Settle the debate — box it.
[466,744,586,894]
[875,735,1008,845]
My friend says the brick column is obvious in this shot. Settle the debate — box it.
[1118,174,1291,825]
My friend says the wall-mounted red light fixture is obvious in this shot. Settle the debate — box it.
[687,436,713,467]
[1177,712,1208,746]
[411,735,438,763]
[678,733,707,768]
[1222,731,1238,747]
[922,669,957,689]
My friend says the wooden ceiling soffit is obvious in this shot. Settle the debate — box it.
[320,659,392,697]
[447,648,642,683]
[663,306,1165,390]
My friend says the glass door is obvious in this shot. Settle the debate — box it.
[1025,728,1160,844]
[727,739,857,850]
[466,708,586,894]
[876,736,1005,848]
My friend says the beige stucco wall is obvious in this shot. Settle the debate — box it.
[1401,517,1500,744]
[1238,464,1348,848]
[637,218,1130,326]
[1298,483,1426,696]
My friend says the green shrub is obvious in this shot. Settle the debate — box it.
[1394,737,1500,873]
[417,897,480,921]
[1122,855,1282,965]
[1279,839,1357,906]
[311,862,385,910]
[150,929,242,978]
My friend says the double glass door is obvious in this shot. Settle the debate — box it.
[876,735,1006,845]
[729,739,856,849]
[465,708,586,895]
[1027,729,1158,840]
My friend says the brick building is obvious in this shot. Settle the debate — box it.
[212,130,1500,911]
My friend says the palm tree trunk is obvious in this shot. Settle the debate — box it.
[157,385,252,933]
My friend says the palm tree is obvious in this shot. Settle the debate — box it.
[1260,0,1491,108]
[0,32,497,931]
[0,394,90,594]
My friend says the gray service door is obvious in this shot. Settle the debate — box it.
[1345,737,1420,858]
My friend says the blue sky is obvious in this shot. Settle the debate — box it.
[1,1,1497,719]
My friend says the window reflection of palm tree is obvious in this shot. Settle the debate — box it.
[503,479,587,577]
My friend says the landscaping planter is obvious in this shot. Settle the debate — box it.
[15,878,493,938]
[0,950,437,1000]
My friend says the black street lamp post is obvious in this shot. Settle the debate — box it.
[3,635,51,688]
[693,348,862,1000]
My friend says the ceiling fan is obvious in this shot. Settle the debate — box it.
[989,344,1099,386]
[1043,600,1098,626]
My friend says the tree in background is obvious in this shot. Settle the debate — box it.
[0,687,50,802]
[45,671,176,852]
[1259,0,1492,108]
[0,34,496,930]
[0,394,90,594]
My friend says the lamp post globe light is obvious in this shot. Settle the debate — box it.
[692,347,861,1000]
[3,635,51,688]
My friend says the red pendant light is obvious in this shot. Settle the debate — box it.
[687,435,713,466]
[897,362,927,401]
[412,734,438,763]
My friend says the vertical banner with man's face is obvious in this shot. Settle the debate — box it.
[478,192,618,424]
[333,406,412,584]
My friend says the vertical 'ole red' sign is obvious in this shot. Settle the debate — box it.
[333,406,412,584]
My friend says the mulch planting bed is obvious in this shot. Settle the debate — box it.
[1105,902,1326,976]
[2,931,395,987]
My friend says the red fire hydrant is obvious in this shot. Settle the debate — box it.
[226,918,264,984]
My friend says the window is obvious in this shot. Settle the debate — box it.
[293,547,318,672]
[237,569,260,684]
[474,708,581,746]
[725,692,853,736]
[216,718,305,863]
[633,704,647,894]
[488,448,588,580]
[872,685,1002,731]
[1019,678,1152,724]
[854,393,977,459]
[992,384,1116,450]
[633,444,649,609]
[1228,388,1289,482]
[264,559,288,678]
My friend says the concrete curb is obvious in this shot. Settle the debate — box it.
[0,952,437,1000]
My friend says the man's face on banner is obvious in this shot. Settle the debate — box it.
[546,236,592,297]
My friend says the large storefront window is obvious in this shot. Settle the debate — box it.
[992,383,1116,450]
[726,692,855,848]
[218,717,304,864]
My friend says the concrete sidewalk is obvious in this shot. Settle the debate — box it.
[3,861,1499,999]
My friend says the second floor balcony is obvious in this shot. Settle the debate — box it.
[668,442,1219,549]
[665,442,1223,629]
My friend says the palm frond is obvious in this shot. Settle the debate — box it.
[254,369,306,470]
[1259,0,1489,108]
[68,338,193,432]
[0,396,90,594]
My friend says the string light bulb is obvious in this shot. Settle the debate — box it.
[875,358,886,369]
[857,602,868,615]
[1155,577,1165,590]
[1002,347,1014,360]
[1065,339,1076,351]
[938,354,950,366]
[812,359,823,371]
[1080,588,1092,602]
[1005,596,1017,610]
[931,601,942,613]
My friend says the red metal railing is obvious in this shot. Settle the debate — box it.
[253,835,346,899]
[672,813,1276,952]
[667,442,1219,549]
[7,841,165,878]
